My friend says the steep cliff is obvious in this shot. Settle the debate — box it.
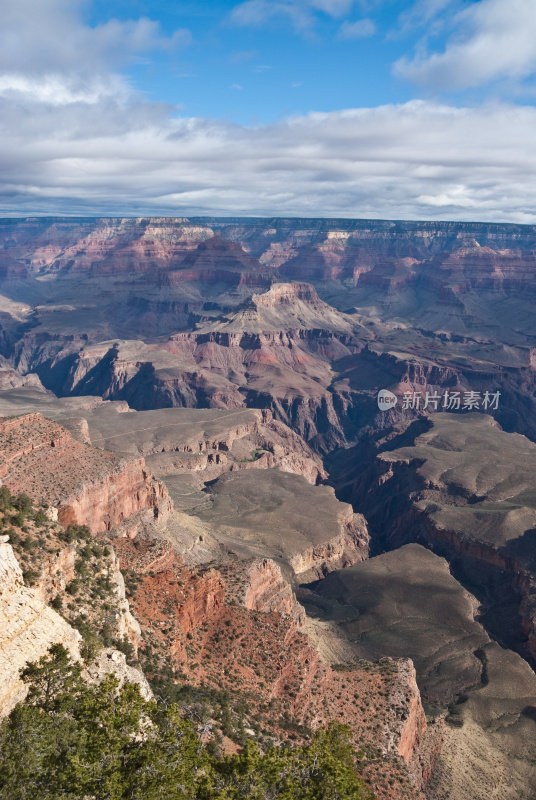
[115,535,432,800]
[349,413,536,667]
[0,535,82,716]
[0,413,170,533]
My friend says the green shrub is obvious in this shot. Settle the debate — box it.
[22,568,39,586]
[50,596,63,611]
[12,493,33,514]
[0,486,12,511]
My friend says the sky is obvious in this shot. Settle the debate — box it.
[1,0,536,222]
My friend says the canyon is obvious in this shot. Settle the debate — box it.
[2,216,536,799]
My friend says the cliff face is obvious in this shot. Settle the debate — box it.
[56,458,170,533]
[347,413,536,670]
[7,216,536,797]
[3,217,536,288]
[289,505,369,581]
[115,536,432,799]
[390,660,428,763]
[241,558,306,626]
[0,536,81,716]
[0,413,170,533]
[84,405,326,487]
[3,216,536,450]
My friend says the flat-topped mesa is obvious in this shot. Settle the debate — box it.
[84,406,326,486]
[251,281,323,308]
[288,504,369,582]
[0,413,170,533]
[197,470,369,582]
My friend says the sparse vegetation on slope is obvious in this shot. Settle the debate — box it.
[0,486,134,663]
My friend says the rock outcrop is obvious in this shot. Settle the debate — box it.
[349,413,536,667]
[240,558,306,626]
[116,536,432,800]
[288,504,370,581]
[0,536,82,716]
[84,648,152,699]
[0,413,170,533]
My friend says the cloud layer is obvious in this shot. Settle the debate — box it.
[1,0,536,222]
[2,81,536,222]
[230,0,356,32]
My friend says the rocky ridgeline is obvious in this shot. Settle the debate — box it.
[115,536,436,800]
[0,489,153,718]
[85,405,326,486]
[0,413,170,533]
[349,414,536,667]
[0,407,437,798]
[3,217,536,290]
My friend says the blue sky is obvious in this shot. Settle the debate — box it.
[1,0,536,221]
[85,0,533,122]
[88,0,420,123]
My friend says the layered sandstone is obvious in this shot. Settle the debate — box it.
[301,542,536,798]
[288,503,370,581]
[78,403,326,486]
[0,413,170,533]
[5,217,536,293]
[242,559,305,623]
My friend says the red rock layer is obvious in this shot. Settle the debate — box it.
[0,413,169,533]
[116,537,438,799]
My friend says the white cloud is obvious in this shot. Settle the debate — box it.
[0,74,128,106]
[395,0,536,89]
[2,90,536,223]
[2,0,536,224]
[338,18,376,39]
[230,0,355,31]
[0,0,190,77]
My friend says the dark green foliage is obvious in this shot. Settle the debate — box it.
[0,485,12,511]
[66,578,80,595]
[32,510,48,526]
[0,646,375,800]
[50,595,63,611]
[58,524,91,544]
[72,615,104,663]
[11,493,33,514]
[21,567,39,586]
[21,535,36,552]
[112,635,136,664]
[204,723,375,800]
[11,512,26,528]
[19,643,83,713]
